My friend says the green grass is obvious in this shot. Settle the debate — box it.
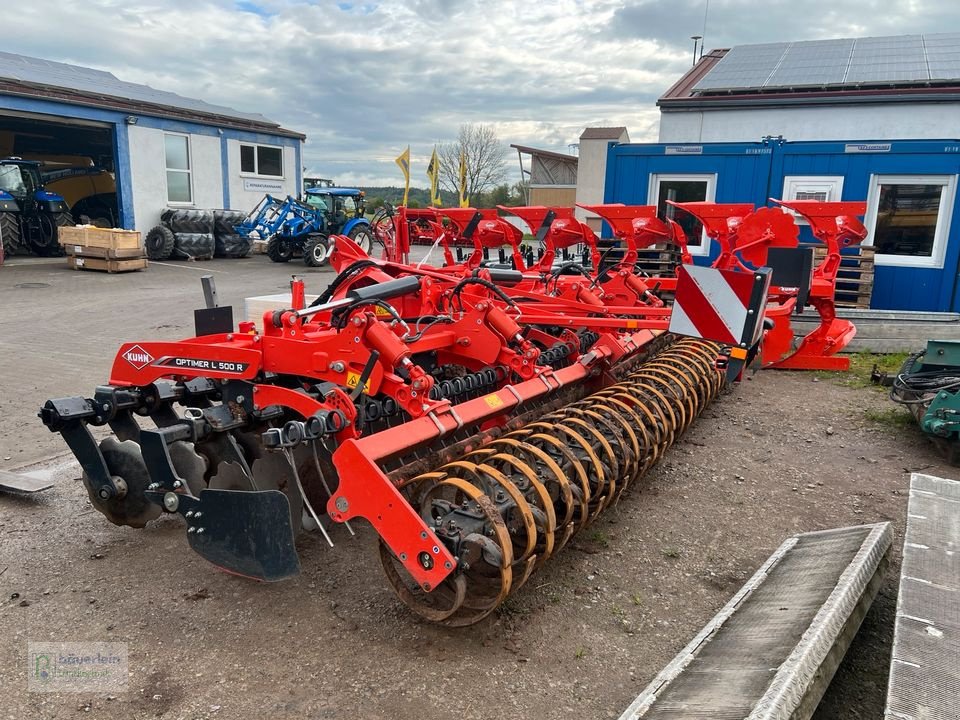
[575,647,587,659]
[864,406,915,430]
[631,593,644,606]
[661,546,681,559]
[589,530,610,548]
[814,351,910,390]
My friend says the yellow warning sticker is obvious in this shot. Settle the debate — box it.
[730,347,748,360]
[483,394,505,409]
[345,371,370,393]
[374,305,393,317]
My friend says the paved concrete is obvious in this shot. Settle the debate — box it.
[0,254,337,469]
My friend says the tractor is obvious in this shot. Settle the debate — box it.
[235,187,373,267]
[0,158,74,257]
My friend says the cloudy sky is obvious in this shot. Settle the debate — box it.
[5,1,957,185]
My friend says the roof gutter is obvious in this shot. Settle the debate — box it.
[0,81,306,139]
[658,89,960,111]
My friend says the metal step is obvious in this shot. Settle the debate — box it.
[885,473,960,720]
[620,522,892,720]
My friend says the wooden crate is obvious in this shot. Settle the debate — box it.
[59,225,142,251]
[65,244,145,260]
[813,245,875,308]
[68,255,148,273]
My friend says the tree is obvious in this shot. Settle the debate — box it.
[438,124,508,206]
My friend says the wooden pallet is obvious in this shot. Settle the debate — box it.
[68,255,148,273]
[813,245,875,308]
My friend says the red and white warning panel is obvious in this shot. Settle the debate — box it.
[669,264,771,354]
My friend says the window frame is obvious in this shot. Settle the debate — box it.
[239,143,285,179]
[863,174,957,268]
[164,132,193,206]
[781,176,845,224]
[648,173,717,256]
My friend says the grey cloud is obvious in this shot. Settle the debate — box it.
[4,0,959,184]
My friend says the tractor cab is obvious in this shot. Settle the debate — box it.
[0,158,73,257]
[303,187,366,232]
[0,158,42,201]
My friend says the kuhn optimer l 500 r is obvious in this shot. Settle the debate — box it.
[41,235,768,625]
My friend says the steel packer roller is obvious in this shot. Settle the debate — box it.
[40,236,770,625]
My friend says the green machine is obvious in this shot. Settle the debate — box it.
[889,340,960,463]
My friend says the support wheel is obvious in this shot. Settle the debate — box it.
[266,237,293,263]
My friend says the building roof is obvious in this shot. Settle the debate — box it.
[510,144,579,164]
[579,126,627,140]
[0,51,304,138]
[660,33,960,109]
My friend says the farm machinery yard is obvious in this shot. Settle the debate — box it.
[2,200,942,718]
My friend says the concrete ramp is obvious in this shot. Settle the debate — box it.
[620,522,892,720]
[885,473,960,720]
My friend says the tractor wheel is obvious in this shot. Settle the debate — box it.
[303,235,330,267]
[348,225,374,254]
[266,237,293,263]
[145,225,176,260]
[30,212,72,257]
[0,212,21,258]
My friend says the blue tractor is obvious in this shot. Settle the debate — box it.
[0,158,73,257]
[235,187,373,266]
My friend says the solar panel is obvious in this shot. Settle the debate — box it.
[692,32,960,92]
[0,51,274,126]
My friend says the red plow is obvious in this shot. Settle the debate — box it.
[39,198,868,625]
[41,226,771,625]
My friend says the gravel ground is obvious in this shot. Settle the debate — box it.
[0,255,950,719]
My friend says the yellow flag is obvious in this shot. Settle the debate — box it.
[458,150,468,208]
[395,146,410,206]
[426,146,440,207]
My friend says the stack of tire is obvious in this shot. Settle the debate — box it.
[145,209,252,261]
[212,210,251,258]
[144,210,214,261]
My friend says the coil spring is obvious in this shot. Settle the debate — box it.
[379,337,724,626]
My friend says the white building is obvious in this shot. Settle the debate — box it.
[0,51,305,231]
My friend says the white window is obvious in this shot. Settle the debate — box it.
[240,144,284,177]
[648,173,717,256]
[164,133,192,204]
[781,176,845,224]
[864,174,957,268]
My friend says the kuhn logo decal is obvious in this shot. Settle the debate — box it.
[123,345,154,370]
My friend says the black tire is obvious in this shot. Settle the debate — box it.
[145,225,176,260]
[266,237,293,263]
[174,232,215,260]
[348,224,374,254]
[215,232,252,258]
[161,209,214,234]
[0,212,22,257]
[213,209,247,239]
[30,212,72,257]
[303,235,330,267]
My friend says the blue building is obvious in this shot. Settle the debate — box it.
[604,34,960,312]
[0,51,305,232]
